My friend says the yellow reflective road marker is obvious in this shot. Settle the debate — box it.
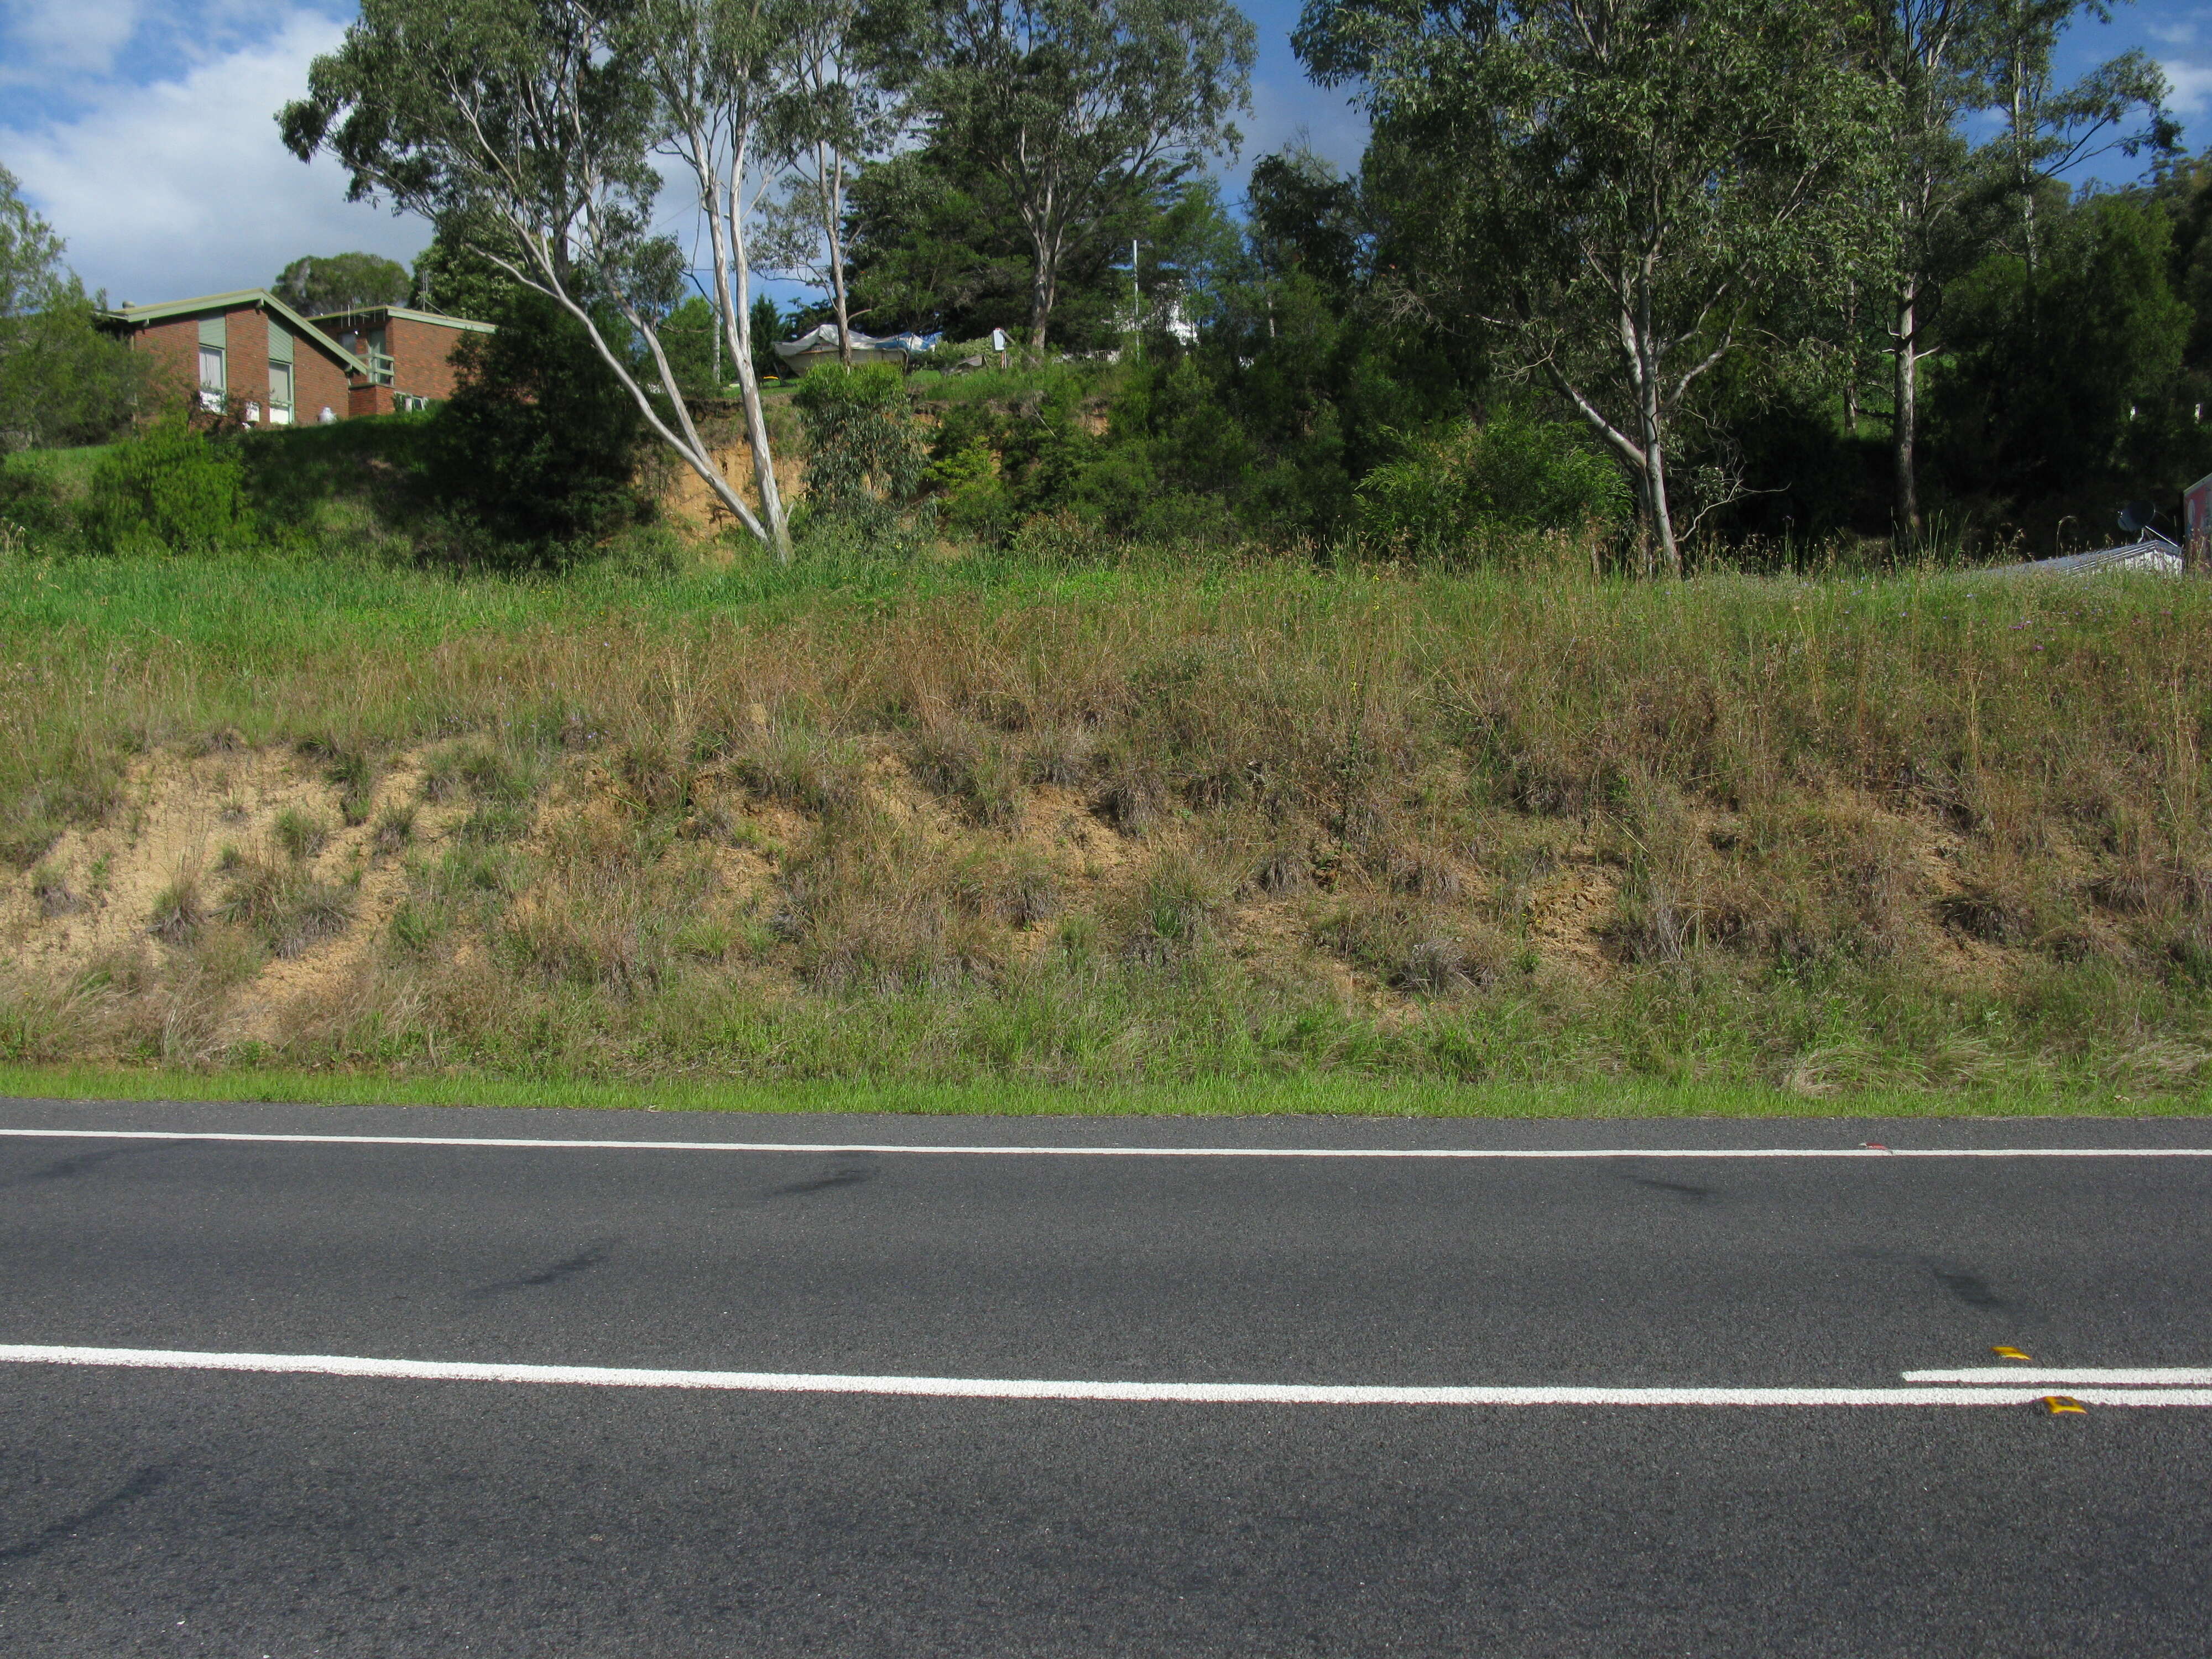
[2041,1395,2087,1415]
[1991,1346,2033,1361]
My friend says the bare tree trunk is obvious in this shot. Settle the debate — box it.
[2010,61,2038,274]
[703,131,789,561]
[820,140,853,368]
[1027,250,1055,354]
[1631,281,1681,577]
[1843,279,1859,436]
[1893,280,1919,539]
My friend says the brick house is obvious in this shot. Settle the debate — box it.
[310,305,497,416]
[100,291,495,424]
[101,290,364,426]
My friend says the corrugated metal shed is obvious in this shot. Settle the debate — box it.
[1980,539,2187,578]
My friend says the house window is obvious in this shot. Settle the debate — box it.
[197,345,225,411]
[267,319,296,424]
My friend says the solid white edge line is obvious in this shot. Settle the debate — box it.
[2,1128,2211,1159]
[3,1346,2210,1406]
[1902,1368,2212,1385]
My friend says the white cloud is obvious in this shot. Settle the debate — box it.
[3,11,431,302]
[2161,56,2212,116]
[1,0,147,80]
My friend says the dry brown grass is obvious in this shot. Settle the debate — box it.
[3,563,2210,1091]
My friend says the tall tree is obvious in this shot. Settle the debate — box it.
[1864,1,1999,538]
[271,251,413,315]
[758,0,902,364]
[898,0,1255,352]
[1989,2,2174,273]
[1301,0,1891,573]
[280,0,791,557]
[0,165,148,448]
[623,0,794,556]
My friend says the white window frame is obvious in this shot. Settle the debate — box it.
[197,343,225,411]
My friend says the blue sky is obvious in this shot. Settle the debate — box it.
[0,1,2201,308]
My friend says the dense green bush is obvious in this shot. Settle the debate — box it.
[0,457,74,546]
[794,364,927,528]
[423,289,649,561]
[1355,411,1628,557]
[77,418,254,556]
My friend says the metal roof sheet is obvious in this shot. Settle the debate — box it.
[1980,540,2186,578]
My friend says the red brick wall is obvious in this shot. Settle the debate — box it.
[127,316,202,410]
[222,306,269,423]
[130,310,361,424]
[292,335,352,425]
[387,316,479,403]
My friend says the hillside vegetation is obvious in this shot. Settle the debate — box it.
[4,546,2209,1105]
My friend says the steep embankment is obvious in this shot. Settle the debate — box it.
[3,561,2209,1096]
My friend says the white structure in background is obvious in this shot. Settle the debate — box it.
[771,324,941,374]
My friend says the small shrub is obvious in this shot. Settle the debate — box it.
[950,847,1060,925]
[316,745,374,826]
[192,922,267,988]
[1120,852,1227,963]
[79,418,255,556]
[729,726,862,814]
[614,739,696,821]
[387,896,446,956]
[1357,409,1626,560]
[1318,900,1511,993]
[911,721,1025,826]
[794,364,927,526]
[372,806,415,857]
[219,855,354,957]
[148,875,204,943]
[273,807,328,862]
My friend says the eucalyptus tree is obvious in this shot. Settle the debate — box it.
[757,0,904,366]
[900,0,1255,352]
[280,0,791,556]
[1299,0,1892,575]
[1986,2,2174,272]
[1864,0,1999,537]
[625,0,793,556]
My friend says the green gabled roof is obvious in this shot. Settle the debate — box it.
[310,304,497,335]
[100,289,371,378]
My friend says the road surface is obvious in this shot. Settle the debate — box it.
[1,1096,2208,1656]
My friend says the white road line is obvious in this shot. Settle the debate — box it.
[2,1128,2211,1159]
[3,1345,2211,1405]
[1903,1368,2212,1386]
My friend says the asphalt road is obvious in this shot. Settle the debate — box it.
[1,1096,2208,1657]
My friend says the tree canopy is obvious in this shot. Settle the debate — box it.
[0,165,149,450]
[1300,0,1892,571]
[271,252,413,316]
[895,0,1255,350]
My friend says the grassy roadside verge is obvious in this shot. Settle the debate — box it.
[6,547,2212,1102]
[1,1064,2204,1120]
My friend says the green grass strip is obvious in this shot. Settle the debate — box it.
[0,1064,2203,1120]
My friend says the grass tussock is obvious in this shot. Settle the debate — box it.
[2,550,2211,1102]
